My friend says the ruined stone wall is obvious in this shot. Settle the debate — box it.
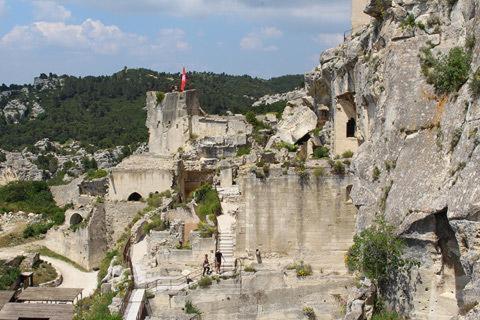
[45,205,107,270]
[236,172,357,271]
[351,0,371,30]
[108,169,174,201]
[146,90,202,155]
[104,201,146,247]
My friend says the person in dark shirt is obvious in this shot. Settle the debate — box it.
[215,250,226,273]
[202,254,210,276]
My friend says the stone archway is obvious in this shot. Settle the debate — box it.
[70,213,83,226]
[127,192,143,201]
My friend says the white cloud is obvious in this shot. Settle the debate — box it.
[52,0,350,24]
[0,19,189,55]
[240,26,282,51]
[0,0,6,16]
[313,33,344,48]
[33,1,71,22]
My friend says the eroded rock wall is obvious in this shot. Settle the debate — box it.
[307,0,480,318]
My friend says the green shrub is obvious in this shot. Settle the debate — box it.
[0,262,20,290]
[143,215,168,234]
[313,146,329,159]
[74,291,121,320]
[82,157,98,171]
[0,181,65,227]
[35,154,59,173]
[373,166,381,181]
[97,250,118,284]
[197,221,216,238]
[466,35,476,52]
[296,262,313,277]
[342,150,354,158]
[332,161,346,175]
[400,14,416,29]
[303,306,316,319]
[245,111,271,131]
[346,217,418,285]
[198,276,213,288]
[420,46,472,94]
[0,151,6,162]
[23,222,54,238]
[371,311,402,320]
[193,184,221,222]
[274,141,298,152]
[313,167,326,177]
[146,190,171,208]
[86,169,108,180]
[185,300,202,315]
[236,145,251,156]
[156,91,165,104]
[470,68,480,97]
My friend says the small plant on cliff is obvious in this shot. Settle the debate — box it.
[197,221,216,238]
[185,300,202,315]
[345,217,418,286]
[420,46,472,95]
[198,276,213,288]
[0,151,6,162]
[86,169,108,180]
[274,141,298,152]
[303,306,316,319]
[331,161,345,175]
[400,14,416,29]
[143,215,169,234]
[295,261,313,277]
[372,166,381,181]
[313,146,329,159]
[156,91,165,104]
[236,145,251,156]
[342,150,354,159]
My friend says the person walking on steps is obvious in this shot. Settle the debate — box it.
[215,250,226,273]
[202,254,211,276]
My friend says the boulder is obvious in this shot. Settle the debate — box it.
[276,105,318,144]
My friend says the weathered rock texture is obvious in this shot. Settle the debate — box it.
[236,170,357,271]
[307,0,480,318]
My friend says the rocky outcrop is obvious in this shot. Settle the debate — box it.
[252,89,306,107]
[307,0,480,318]
[3,99,28,124]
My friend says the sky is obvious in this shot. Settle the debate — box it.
[0,0,351,85]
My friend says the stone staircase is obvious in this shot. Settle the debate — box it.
[217,186,241,273]
[218,231,235,272]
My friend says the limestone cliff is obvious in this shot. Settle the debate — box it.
[307,0,480,318]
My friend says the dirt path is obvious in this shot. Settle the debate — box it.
[0,241,98,298]
[41,256,98,298]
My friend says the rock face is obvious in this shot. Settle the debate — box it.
[307,0,480,318]
[3,99,28,124]
[252,89,306,107]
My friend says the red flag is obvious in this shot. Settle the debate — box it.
[180,67,187,92]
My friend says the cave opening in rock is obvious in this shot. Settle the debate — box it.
[127,192,143,201]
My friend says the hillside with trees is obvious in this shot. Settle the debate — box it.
[0,68,303,151]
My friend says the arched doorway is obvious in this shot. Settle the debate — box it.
[70,213,83,226]
[127,192,142,201]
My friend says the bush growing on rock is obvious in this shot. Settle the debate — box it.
[0,151,6,162]
[193,184,221,222]
[236,145,251,156]
[0,262,21,290]
[342,150,354,159]
[313,146,329,159]
[86,169,108,180]
[420,46,472,95]
[331,161,345,175]
[296,262,313,277]
[345,218,418,286]
[302,306,316,319]
[185,300,202,315]
[156,91,165,104]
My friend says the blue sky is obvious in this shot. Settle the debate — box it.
[0,0,351,85]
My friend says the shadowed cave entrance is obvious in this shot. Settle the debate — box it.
[127,192,143,201]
